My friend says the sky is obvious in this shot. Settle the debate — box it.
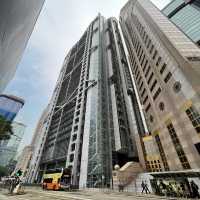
[5,0,171,153]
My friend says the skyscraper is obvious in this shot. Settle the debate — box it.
[0,94,24,122]
[26,106,50,183]
[38,14,143,188]
[120,0,200,172]
[0,0,45,92]
[0,122,25,167]
[14,145,33,178]
[162,0,200,47]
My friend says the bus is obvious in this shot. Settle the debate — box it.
[42,167,72,191]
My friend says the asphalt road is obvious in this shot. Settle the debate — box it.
[0,187,174,200]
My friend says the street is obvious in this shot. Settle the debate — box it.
[0,187,170,200]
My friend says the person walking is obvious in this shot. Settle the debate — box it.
[144,181,150,194]
[141,181,146,193]
[141,180,150,194]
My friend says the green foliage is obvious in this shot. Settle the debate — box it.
[0,165,9,177]
[0,116,13,140]
[15,169,22,177]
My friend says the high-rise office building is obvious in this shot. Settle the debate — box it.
[0,122,25,167]
[120,0,200,172]
[0,0,45,92]
[26,106,50,183]
[14,145,33,178]
[0,94,24,122]
[38,14,145,188]
[162,0,200,47]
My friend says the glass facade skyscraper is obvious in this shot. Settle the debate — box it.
[37,14,144,188]
[0,94,24,122]
[162,0,200,47]
[0,0,45,92]
[0,122,25,167]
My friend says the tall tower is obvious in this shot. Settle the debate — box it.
[120,0,200,172]
[0,0,45,92]
[38,15,140,188]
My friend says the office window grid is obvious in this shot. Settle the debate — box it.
[147,72,154,85]
[145,103,151,113]
[164,72,172,83]
[131,13,175,90]
[160,63,167,74]
[185,106,200,134]
[153,87,161,100]
[155,134,170,171]
[150,79,158,92]
[146,159,162,172]
[167,123,191,169]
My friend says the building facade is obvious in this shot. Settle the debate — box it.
[38,15,144,188]
[162,0,200,47]
[0,94,24,121]
[26,106,50,183]
[0,0,45,92]
[120,0,200,172]
[0,122,25,167]
[14,145,33,179]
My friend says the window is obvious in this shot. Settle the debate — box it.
[137,76,142,85]
[195,142,200,154]
[75,118,79,123]
[150,80,157,92]
[137,45,142,56]
[155,135,169,171]
[71,143,76,151]
[143,60,148,72]
[141,55,145,66]
[70,154,74,162]
[167,123,191,169]
[150,44,154,54]
[156,57,161,66]
[153,87,161,100]
[147,72,154,84]
[139,81,144,91]
[72,134,77,141]
[143,95,148,104]
[145,65,151,77]
[135,70,140,80]
[77,104,81,109]
[145,103,151,112]
[160,63,166,74]
[74,125,78,131]
[141,88,146,97]
[164,72,172,83]
[136,71,140,80]
[185,106,200,134]
[152,50,158,60]
[144,34,148,44]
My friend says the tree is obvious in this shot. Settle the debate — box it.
[0,165,9,177]
[0,116,13,140]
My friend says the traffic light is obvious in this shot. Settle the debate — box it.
[15,169,22,177]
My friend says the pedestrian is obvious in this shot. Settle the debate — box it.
[190,180,200,198]
[141,180,145,193]
[144,181,150,194]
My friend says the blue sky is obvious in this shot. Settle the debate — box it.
[5,0,171,153]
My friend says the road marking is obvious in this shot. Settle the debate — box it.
[28,190,94,200]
